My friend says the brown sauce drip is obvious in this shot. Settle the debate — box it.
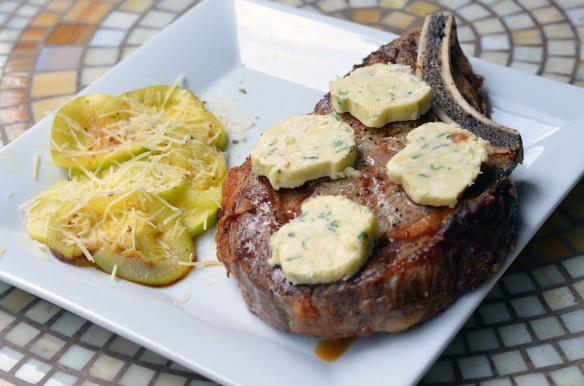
[314,337,356,362]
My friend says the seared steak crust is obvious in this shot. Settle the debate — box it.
[216,20,519,339]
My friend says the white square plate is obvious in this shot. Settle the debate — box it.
[1,1,584,385]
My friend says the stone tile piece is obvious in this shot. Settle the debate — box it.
[443,335,466,356]
[547,39,576,55]
[457,3,490,21]
[354,9,380,24]
[530,316,565,340]
[466,329,499,352]
[126,27,159,45]
[31,11,59,27]
[139,349,168,365]
[559,336,584,361]
[36,46,84,71]
[492,0,522,16]
[45,0,74,13]
[458,355,493,379]
[423,360,455,383]
[544,23,575,39]
[474,17,505,34]
[16,5,41,18]
[349,0,377,6]
[561,309,584,333]
[379,0,408,8]
[479,302,512,323]
[0,105,29,125]
[21,26,50,41]
[532,264,565,287]
[88,354,125,382]
[515,0,550,9]
[0,29,20,41]
[46,23,96,45]
[83,47,119,66]
[24,300,61,324]
[80,324,114,347]
[573,279,584,300]
[510,296,546,318]
[0,89,26,108]
[481,379,512,386]
[7,17,30,30]
[498,323,532,347]
[0,310,16,330]
[109,336,141,356]
[102,11,140,29]
[63,0,114,23]
[504,13,536,30]
[526,344,563,368]
[157,0,196,13]
[382,11,416,30]
[0,346,23,372]
[550,366,584,386]
[80,66,110,86]
[139,10,175,28]
[120,0,156,13]
[542,286,577,310]
[0,288,36,313]
[44,371,78,386]
[153,374,188,386]
[29,333,66,359]
[502,272,535,295]
[514,373,549,386]
[0,2,19,12]
[561,255,584,277]
[406,1,440,17]
[30,94,72,123]
[14,358,52,384]
[532,6,566,24]
[5,322,41,347]
[50,312,86,337]
[89,28,126,46]
[58,345,95,371]
[492,351,528,375]
[512,29,543,45]
[119,364,156,386]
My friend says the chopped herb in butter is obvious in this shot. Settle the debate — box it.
[386,122,489,207]
[269,195,378,285]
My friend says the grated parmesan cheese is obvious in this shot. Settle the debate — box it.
[32,154,40,180]
[110,264,118,282]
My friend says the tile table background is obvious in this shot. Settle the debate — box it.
[0,0,583,385]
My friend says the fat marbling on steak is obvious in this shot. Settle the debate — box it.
[215,14,522,339]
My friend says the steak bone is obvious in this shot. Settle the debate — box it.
[416,14,524,175]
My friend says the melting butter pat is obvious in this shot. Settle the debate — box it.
[330,63,432,128]
[269,195,377,285]
[386,122,489,207]
[250,115,356,189]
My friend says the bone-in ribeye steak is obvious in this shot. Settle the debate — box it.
[215,14,523,339]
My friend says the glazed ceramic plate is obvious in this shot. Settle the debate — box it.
[1,1,583,385]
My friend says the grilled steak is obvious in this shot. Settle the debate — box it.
[215,14,521,339]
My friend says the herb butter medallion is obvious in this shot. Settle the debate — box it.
[250,115,356,189]
[269,195,378,285]
[330,63,432,128]
[386,122,489,207]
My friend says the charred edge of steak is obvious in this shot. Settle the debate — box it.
[417,14,524,175]
[216,161,518,339]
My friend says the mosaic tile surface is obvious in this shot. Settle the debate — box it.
[0,0,583,385]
